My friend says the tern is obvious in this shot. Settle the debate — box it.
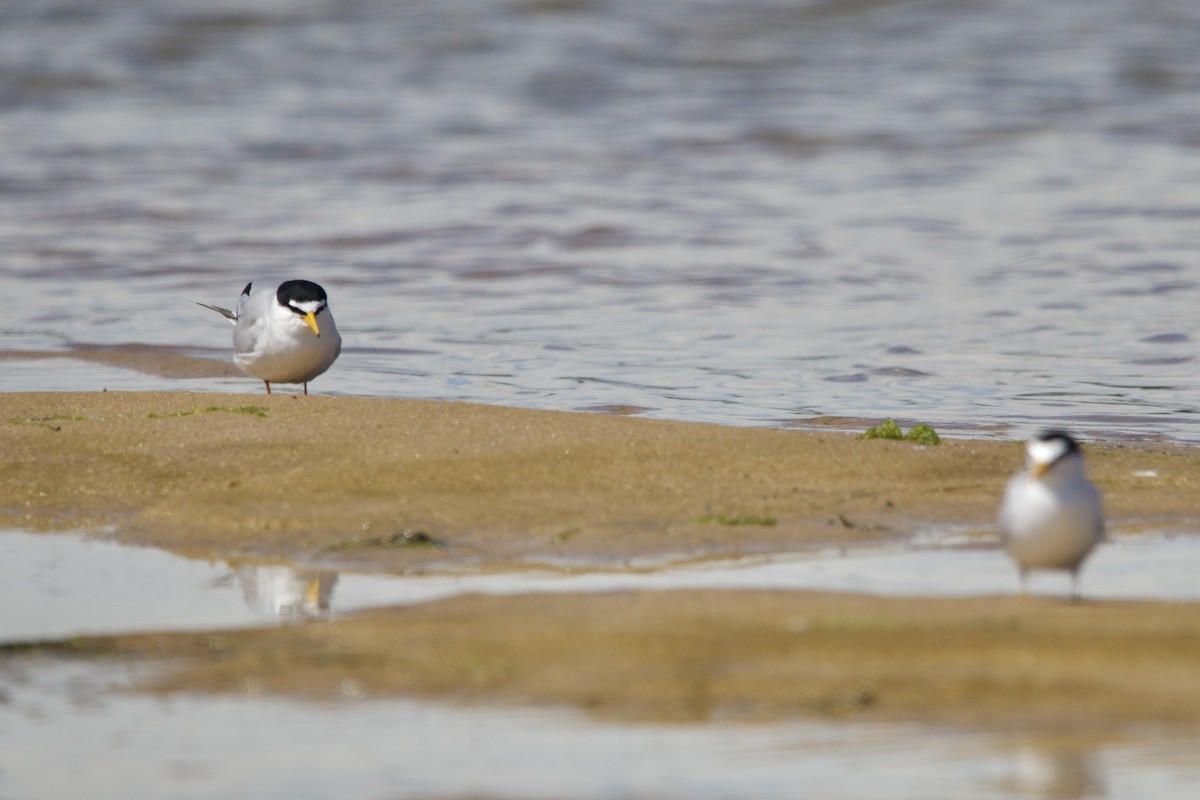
[999,430,1104,601]
[198,279,341,395]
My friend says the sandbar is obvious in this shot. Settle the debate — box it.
[4,391,1200,727]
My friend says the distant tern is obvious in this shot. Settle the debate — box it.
[999,430,1104,600]
[198,280,341,395]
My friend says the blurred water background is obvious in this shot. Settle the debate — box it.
[2,0,1200,440]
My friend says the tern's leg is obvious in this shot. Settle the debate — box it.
[264,380,272,395]
[1070,570,1082,603]
[303,382,309,396]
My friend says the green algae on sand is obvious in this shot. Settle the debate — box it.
[859,418,942,445]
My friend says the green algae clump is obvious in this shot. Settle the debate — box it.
[859,419,941,445]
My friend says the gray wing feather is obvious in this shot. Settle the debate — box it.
[196,302,238,323]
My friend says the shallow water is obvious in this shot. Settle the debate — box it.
[6,529,1200,798]
[2,659,1199,800]
[3,0,1200,439]
[4,528,1198,643]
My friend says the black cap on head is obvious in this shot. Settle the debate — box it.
[276,280,328,308]
[1035,429,1080,453]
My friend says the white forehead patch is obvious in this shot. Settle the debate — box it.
[288,299,324,314]
[1027,437,1071,466]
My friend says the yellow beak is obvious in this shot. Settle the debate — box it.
[302,311,320,337]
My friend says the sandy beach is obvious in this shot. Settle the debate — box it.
[4,391,1197,567]
[8,3,1200,793]
[4,391,1200,726]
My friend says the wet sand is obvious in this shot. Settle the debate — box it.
[31,589,1200,727]
[0,346,240,380]
[4,391,1197,567]
[4,391,1200,726]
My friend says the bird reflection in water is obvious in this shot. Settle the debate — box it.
[234,564,339,620]
[997,742,1106,800]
